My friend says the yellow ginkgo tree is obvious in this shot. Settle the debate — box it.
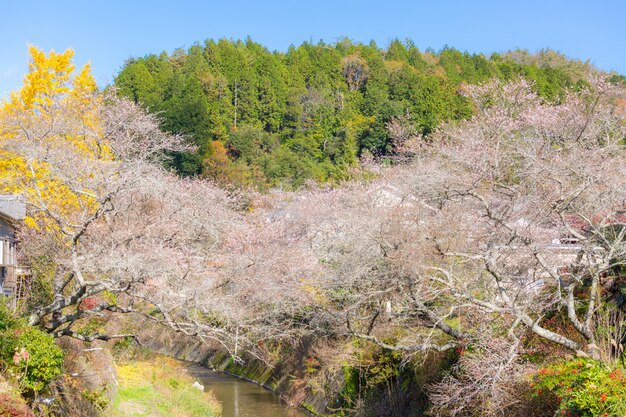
[0,46,109,232]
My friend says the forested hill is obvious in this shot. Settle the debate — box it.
[114,38,599,188]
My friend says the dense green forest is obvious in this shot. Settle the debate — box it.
[115,38,593,188]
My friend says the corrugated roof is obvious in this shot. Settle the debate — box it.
[0,195,26,221]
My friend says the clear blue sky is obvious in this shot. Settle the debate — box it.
[1,0,624,97]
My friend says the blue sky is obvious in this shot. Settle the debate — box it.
[1,0,624,97]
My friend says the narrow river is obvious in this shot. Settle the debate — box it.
[186,365,308,417]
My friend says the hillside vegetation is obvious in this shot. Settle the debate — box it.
[115,38,596,188]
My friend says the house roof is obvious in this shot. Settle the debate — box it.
[0,195,26,221]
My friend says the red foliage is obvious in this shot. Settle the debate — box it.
[0,394,35,417]
[78,297,98,310]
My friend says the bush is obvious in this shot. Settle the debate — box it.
[532,358,626,417]
[16,328,64,392]
[0,300,18,331]
[1,327,64,392]
[81,387,110,411]
[0,302,20,365]
[0,393,35,417]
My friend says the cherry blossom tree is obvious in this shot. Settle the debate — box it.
[245,77,626,414]
[0,48,242,344]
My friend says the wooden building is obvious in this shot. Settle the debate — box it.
[0,195,26,297]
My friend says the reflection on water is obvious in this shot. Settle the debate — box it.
[187,365,307,417]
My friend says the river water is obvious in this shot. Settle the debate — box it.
[186,365,308,417]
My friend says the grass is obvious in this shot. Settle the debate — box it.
[110,355,221,417]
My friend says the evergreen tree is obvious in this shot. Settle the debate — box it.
[114,38,585,188]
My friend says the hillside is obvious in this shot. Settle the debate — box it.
[114,38,598,188]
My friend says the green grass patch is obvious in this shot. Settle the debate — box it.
[111,356,221,417]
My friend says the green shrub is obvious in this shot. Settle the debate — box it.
[9,328,64,392]
[341,365,359,405]
[532,358,626,417]
[0,300,18,331]
[0,302,20,366]
[81,387,110,411]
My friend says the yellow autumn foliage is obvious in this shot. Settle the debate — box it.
[0,46,111,231]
